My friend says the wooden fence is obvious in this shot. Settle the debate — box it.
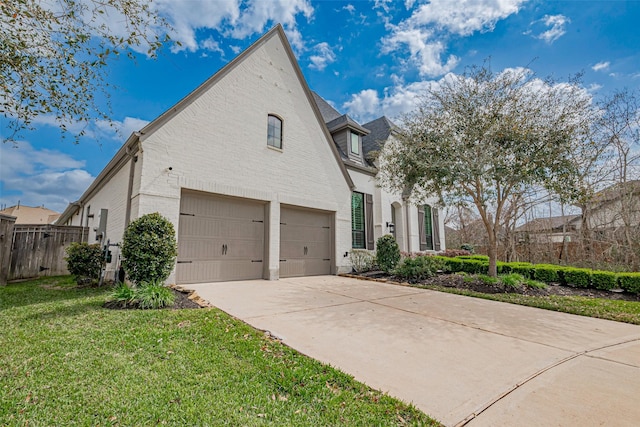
[0,214,17,285]
[8,225,88,281]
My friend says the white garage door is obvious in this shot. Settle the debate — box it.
[280,206,332,278]
[176,191,265,284]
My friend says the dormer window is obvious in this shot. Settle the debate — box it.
[350,131,360,155]
[267,114,283,149]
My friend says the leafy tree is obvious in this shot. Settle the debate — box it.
[379,64,594,276]
[1,0,170,142]
[121,213,177,285]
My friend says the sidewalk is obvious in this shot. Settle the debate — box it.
[186,276,640,426]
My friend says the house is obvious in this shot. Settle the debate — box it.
[57,25,444,284]
[514,215,580,244]
[0,204,60,225]
[578,180,640,235]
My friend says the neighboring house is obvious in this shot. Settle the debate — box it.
[57,25,444,285]
[578,180,640,235]
[514,215,580,244]
[0,204,60,225]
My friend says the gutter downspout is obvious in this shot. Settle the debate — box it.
[124,133,142,227]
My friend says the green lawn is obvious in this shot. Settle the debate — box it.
[418,284,640,325]
[1,276,438,426]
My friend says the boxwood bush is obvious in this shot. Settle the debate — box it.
[618,273,640,294]
[65,242,103,284]
[121,213,177,286]
[394,256,445,281]
[376,235,401,273]
[532,264,560,284]
[563,268,592,288]
[591,270,618,291]
[509,263,533,279]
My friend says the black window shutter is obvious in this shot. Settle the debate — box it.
[365,193,374,250]
[433,208,441,251]
[417,205,426,251]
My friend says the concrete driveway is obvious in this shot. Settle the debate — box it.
[186,276,640,427]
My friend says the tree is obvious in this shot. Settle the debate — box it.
[1,0,170,143]
[379,64,594,276]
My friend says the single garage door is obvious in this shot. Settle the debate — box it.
[280,206,332,278]
[176,191,265,284]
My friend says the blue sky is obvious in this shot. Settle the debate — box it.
[1,0,639,213]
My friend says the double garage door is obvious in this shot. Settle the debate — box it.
[176,191,331,284]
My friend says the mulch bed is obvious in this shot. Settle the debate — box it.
[356,271,640,302]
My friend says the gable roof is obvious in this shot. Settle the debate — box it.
[591,180,640,206]
[362,116,397,158]
[0,205,60,224]
[312,92,342,123]
[515,215,581,233]
[58,25,354,224]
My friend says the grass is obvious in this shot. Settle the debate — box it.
[1,276,438,426]
[418,283,640,325]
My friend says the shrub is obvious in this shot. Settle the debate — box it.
[460,243,474,253]
[477,274,499,285]
[496,262,511,275]
[524,278,547,289]
[617,273,640,294]
[532,264,560,284]
[458,259,487,274]
[443,257,464,273]
[349,249,375,273]
[121,213,177,286]
[65,242,103,284]
[376,235,401,273]
[134,281,175,309]
[394,256,445,281]
[591,270,618,291]
[500,273,526,288]
[457,255,489,261]
[563,268,592,288]
[509,263,533,279]
[110,282,136,306]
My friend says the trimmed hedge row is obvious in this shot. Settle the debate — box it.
[433,256,640,295]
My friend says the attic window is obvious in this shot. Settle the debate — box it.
[350,131,360,155]
[267,115,283,149]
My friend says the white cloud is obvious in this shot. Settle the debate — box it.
[382,0,526,77]
[0,142,94,212]
[535,14,569,44]
[228,0,314,51]
[343,80,438,123]
[343,89,380,120]
[154,0,313,54]
[342,4,355,14]
[309,42,336,71]
[201,37,224,54]
[592,61,610,72]
[33,114,150,143]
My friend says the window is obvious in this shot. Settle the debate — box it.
[418,204,434,251]
[350,131,360,155]
[267,115,282,149]
[351,192,365,249]
[352,192,374,249]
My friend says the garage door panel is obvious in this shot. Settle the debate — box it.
[280,206,332,278]
[178,237,263,260]
[176,260,263,283]
[177,191,265,284]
